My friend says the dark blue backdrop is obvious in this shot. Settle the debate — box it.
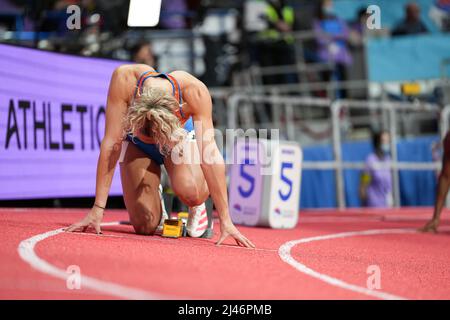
[300,136,439,208]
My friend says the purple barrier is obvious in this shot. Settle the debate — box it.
[0,44,125,199]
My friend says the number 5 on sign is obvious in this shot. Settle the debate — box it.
[279,162,294,201]
[238,159,255,198]
[262,143,302,229]
[229,140,264,226]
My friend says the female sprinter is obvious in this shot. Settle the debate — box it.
[65,64,255,248]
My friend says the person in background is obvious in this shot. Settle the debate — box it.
[421,133,450,233]
[159,0,188,30]
[359,131,393,208]
[313,0,352,98]
[130,41,157,68]
[257,0,296,84]
[429,0,450,32]
[349,7,370,42]
[349,6,389,41]
[263,0,295,37]
[392,2,429,36]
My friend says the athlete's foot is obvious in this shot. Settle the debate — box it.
[187,203,208,237]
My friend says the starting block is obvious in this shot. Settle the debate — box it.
[162,219,184,238]
[161,210,213,238]
[162,190,214,238]
[228,138,302,229]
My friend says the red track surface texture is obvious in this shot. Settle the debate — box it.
[1,207,449,300]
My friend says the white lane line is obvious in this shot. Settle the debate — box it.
[299,217,382,223]
[278,228,417,300]
[217,244,278,252]
[75,226,276,251]
[17,221,173,300]
[299,216,450,223]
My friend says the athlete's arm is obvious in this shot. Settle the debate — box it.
[66,65,132,234]
[185,81,255,248]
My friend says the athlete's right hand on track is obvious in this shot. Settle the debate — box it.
[64,206,104,234]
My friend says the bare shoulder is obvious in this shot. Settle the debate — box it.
[170,70,197,81]
[171,71,211,116]
[108,64,155,103]
[172,70,210,103]
[110,65,134,89]
[171,70,208,90]
[111,64,153,82]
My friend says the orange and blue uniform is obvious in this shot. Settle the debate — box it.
[126,70,194,165]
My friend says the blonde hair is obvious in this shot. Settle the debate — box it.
[123,87,187,156]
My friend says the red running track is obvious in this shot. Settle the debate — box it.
[0,207,449,300]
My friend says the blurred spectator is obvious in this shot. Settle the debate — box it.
[37,0,101,46]
[257,0,297,84]
[38,0,74,34]
[392,2,429,36]
[346,8,371,99]
[263,0,295,37]
[313,0,352,98]
[429,0,450,32]
[77,0,104,56]
[349,6,389,42]
[0,0,35,32]
[359,131,393,208]
[130,41,157,68]
[160,0,188,29]
[349,7,370,43]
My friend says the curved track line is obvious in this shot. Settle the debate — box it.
[17,222,172,300]
[278,228,417,300]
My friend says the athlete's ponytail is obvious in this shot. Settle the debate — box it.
[123,87,187,156]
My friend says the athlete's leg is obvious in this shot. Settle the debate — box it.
[421,132,450,233]
[119,141,162,235]
[163,139,209,207]
[164,138,211,237]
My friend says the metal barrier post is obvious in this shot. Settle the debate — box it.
[285,101,296,140]
[226,93,244,164]
[227,93,243,130]
[389,105,401,207]
[331,100,346,209]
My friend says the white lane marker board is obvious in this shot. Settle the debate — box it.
[229,138,302,229]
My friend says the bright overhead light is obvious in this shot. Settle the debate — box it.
[127,0,162,27]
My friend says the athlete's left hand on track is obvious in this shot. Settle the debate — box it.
[216,220,256,248]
